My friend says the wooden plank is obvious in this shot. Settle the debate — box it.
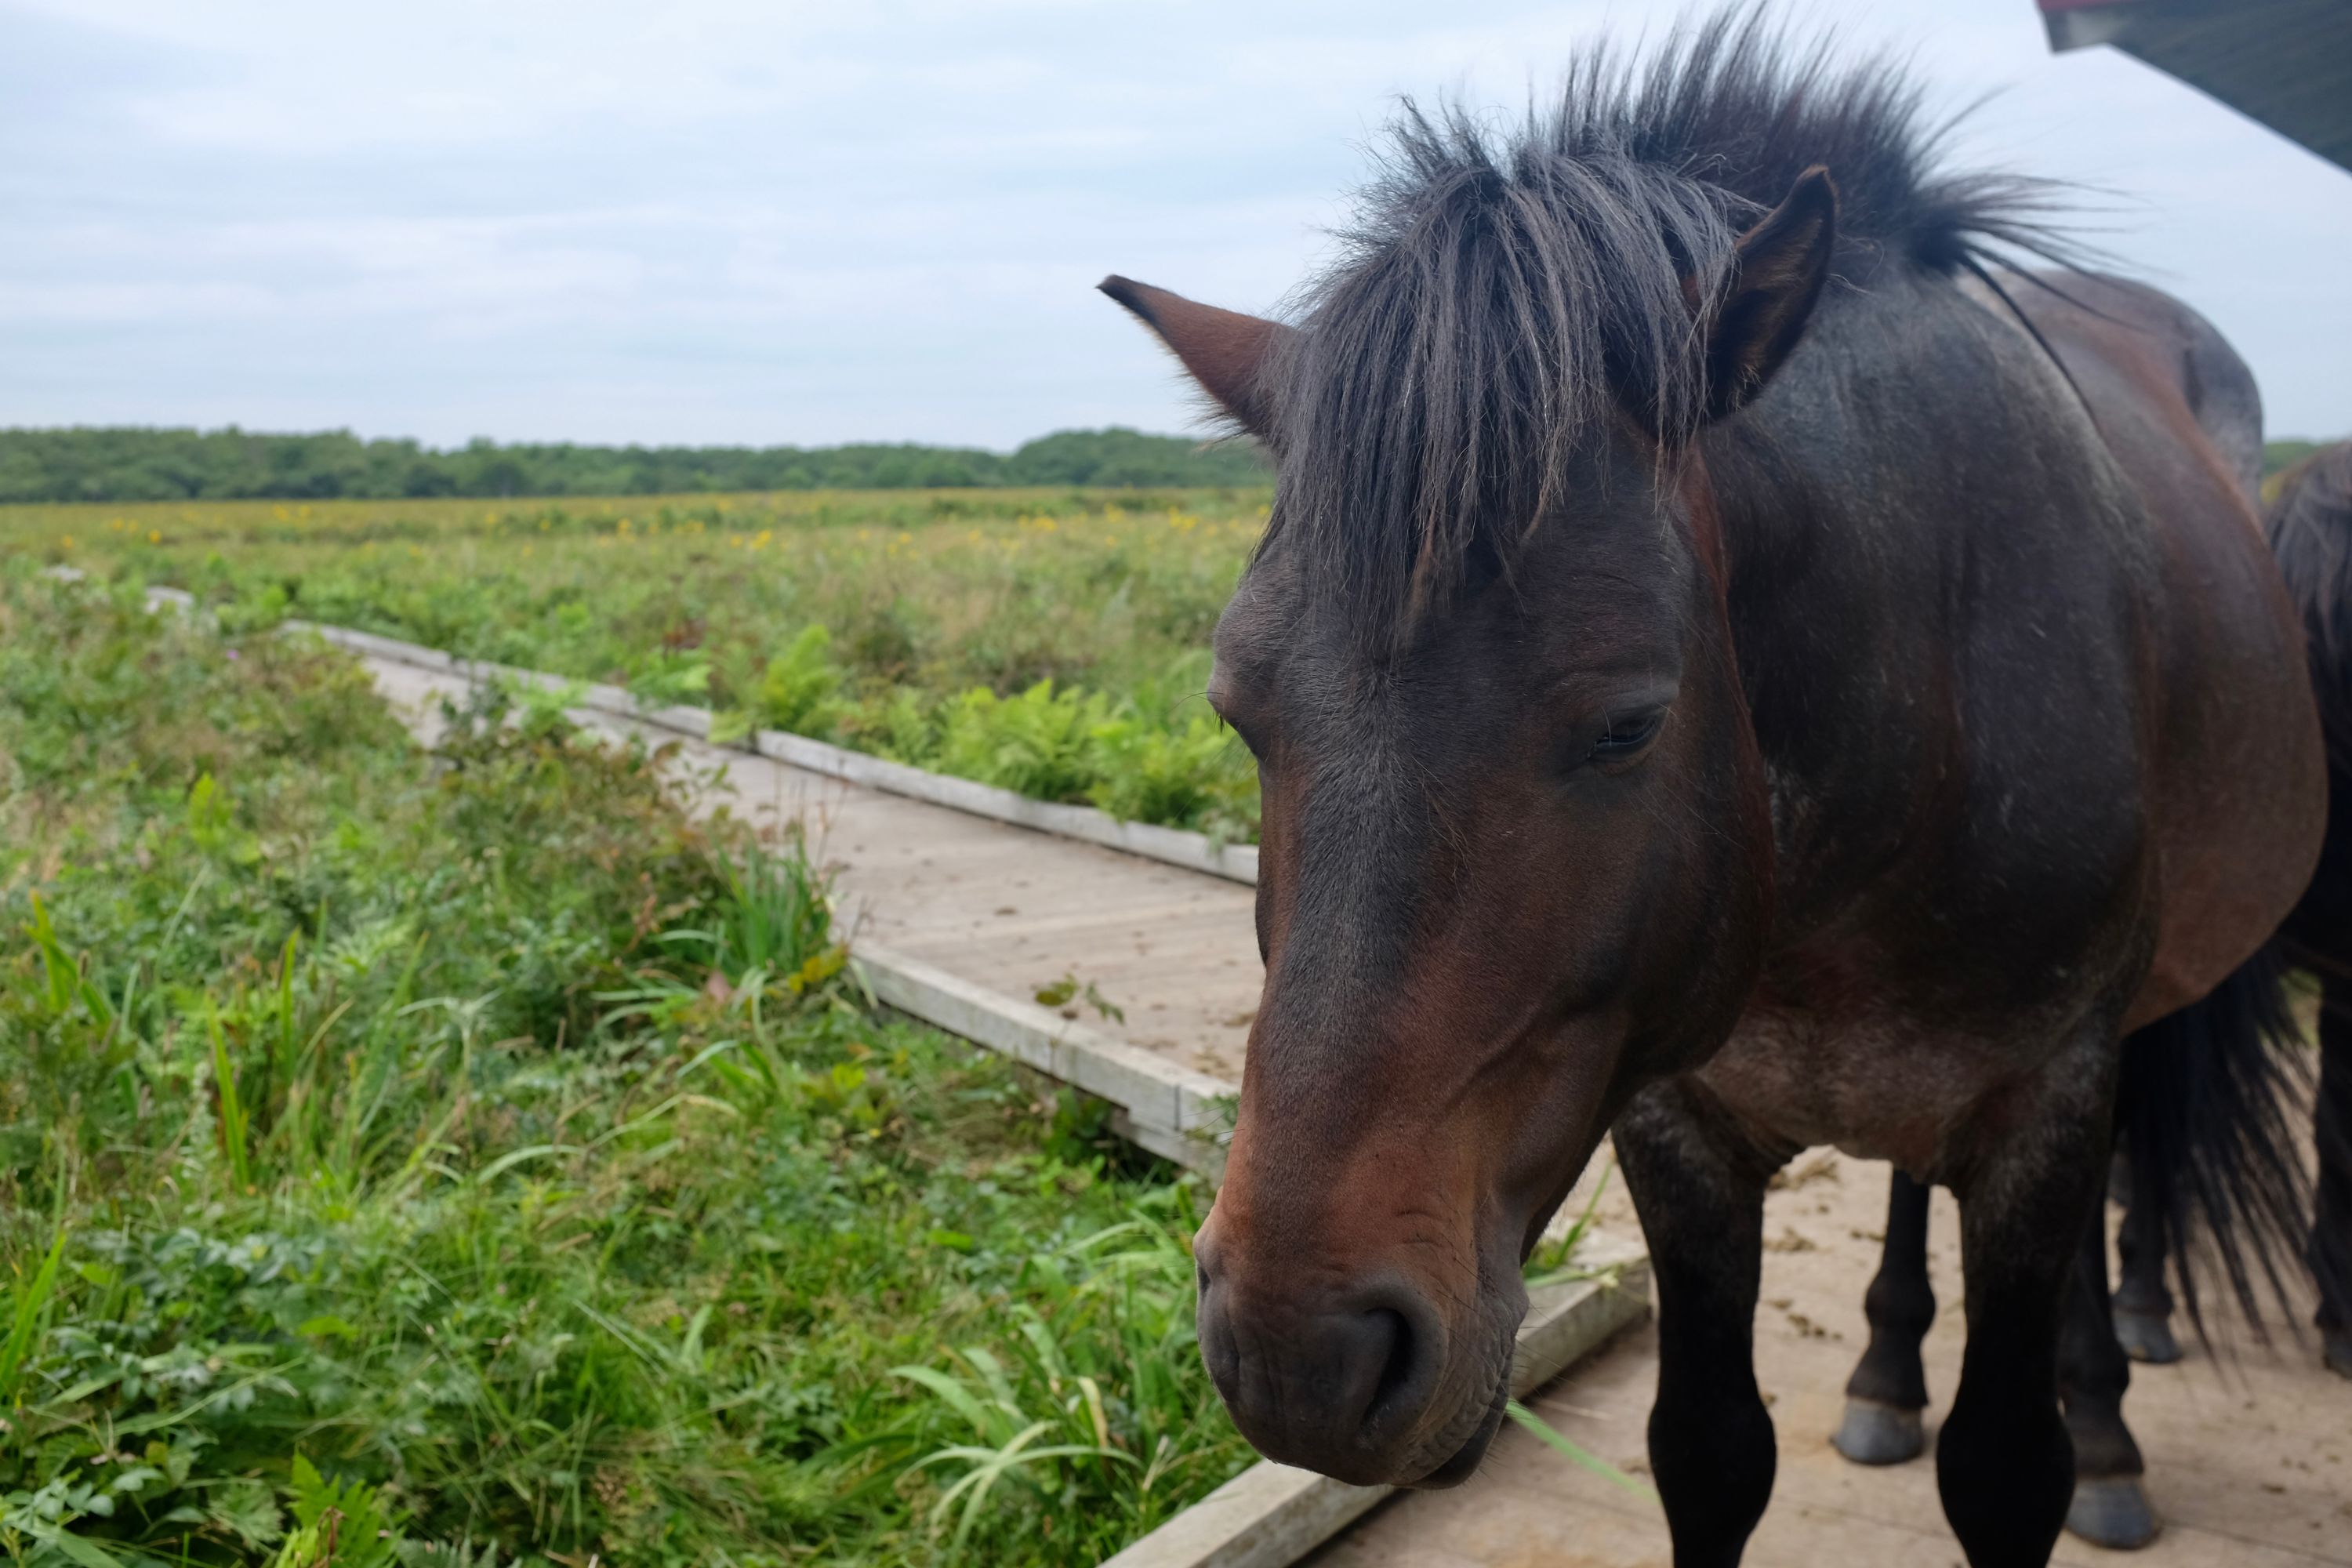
[753,728,1260,884]
[851,941,1234,1172]
[1096,1252,1653,1568]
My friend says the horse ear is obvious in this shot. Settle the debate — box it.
[1702,166,1838,419]
[1099,276,1289,437]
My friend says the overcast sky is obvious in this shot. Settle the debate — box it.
[4,1,2346,449]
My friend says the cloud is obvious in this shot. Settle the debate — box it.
[2,0,2345,445]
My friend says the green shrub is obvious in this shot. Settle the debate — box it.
[626,645,713,707]
[756,625,846,737]
[854,686,945,765]
[936,681,1107,804]
[1087,712,1256,843]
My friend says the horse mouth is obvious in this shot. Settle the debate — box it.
[1399,1373,1512,1489]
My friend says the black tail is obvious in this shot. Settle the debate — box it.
[2117,942,2313,1342]
[2314,975,2352,1341]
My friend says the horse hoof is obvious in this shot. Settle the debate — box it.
[2324,1327,2352,1379]
[2067,1475,2160,1550]
[1830,1399,1925,1465]
[2113,1308,2182,1365]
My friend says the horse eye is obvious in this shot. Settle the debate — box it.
[1217,707,1266,759]
[1588,708,1666,761]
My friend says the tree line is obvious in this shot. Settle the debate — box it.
[0,425,1271,504]
[6,423,2324,506]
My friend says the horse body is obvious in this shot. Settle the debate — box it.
[2019,276,2320,1021]
[1693,264,2321,1183]
[1102,17,2322,1566]
[1619,245,2320,1568]
[1839,439,2352,1549]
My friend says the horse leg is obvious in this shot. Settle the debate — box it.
[1936,1044,2110,1568]
[2111,1131,2183,1364]
[2318,974,2352,1377]
[2060,1196,2159,1548]
[1616,1080,1777,1568]
[1832,1169,1934,1464]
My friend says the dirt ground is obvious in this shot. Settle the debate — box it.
[1309,1146,2352,1568]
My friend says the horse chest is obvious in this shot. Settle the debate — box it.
[1695,1005,2038,1178]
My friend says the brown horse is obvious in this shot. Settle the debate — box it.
[1101,16,2323,1568]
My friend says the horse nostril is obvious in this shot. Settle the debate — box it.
[1191,1221,1225,1290]
[1365,1306,1418,1422]
[1194,1270,1240,1398]
[1338,1282,1450,1449]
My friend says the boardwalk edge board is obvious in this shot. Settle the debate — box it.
[1095,1239,1653,1568]
[849,941,1235,1174]
[272,619,1261,887]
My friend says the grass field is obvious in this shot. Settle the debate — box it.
[3,488,1272,842]
[1,566,1261,1566]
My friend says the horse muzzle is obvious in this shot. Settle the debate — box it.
[1192,1215,1517,1487]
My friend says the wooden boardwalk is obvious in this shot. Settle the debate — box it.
[363,656,1261,1091]
[352,649,2352,1568]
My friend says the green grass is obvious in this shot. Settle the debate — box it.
[0,564,1252,1566]
[3,486,1270,841]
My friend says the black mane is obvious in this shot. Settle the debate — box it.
[1262,7,2072,630]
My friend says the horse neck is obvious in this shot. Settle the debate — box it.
[1693,271,2034,924]
[1700,269,1996,689]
